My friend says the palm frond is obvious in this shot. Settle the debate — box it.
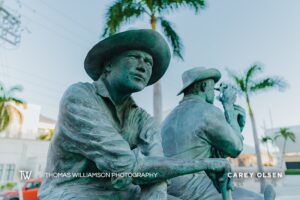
[226,68,246,93]
[102,0,145,37]
[0,108,10,132]
[158,0,206,13]
[7,85,23,95]
[144,0,155,13]
[160,17,183,60]
[261,136,273,143]
[245,64,262,89]
[249,76,287,94]
[275,128,296,143]
[0,83,24,133]
[7,105,23,125]
[8,97,24,105]
[274,134,281,141]
[289,133,296,142]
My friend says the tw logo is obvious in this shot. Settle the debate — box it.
[19,170,32,180]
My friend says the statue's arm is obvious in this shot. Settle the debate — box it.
[59,84,231,191]
[134,110,168,199]
[201,107,243,158]
[135,111,232,192]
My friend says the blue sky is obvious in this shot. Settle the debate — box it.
[1,0,299,146]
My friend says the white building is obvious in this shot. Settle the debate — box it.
[265,125,300,169]
[0,138,50,184]
[0,103,56,184]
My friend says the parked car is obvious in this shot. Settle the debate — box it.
[0,179,42,200]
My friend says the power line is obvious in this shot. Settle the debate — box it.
[0,6,21,45]
[3,3,90,49]
[20,13,89,49]
[7,65,67,88]
[20,1,93,45]
[37,0,99,36]
[2,72,65,97]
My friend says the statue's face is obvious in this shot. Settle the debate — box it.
[107,50,153,92]
[203,79,215,104]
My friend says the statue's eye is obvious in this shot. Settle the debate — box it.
[128,54,138,59]
[145,59,153,66]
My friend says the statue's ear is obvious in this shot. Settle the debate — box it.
[200,82,206,92]
[103,62,112,74]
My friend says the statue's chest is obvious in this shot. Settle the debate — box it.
[109,111,140,149]
[98,96,141,149]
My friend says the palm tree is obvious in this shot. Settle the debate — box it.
[37,129,54,140]
[0,83,24,137]
[228,63,287,193]
[260,136,273,165]
[102,0,206,122]
[274,127,296,170]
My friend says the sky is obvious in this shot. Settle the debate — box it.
[1,0,299,147]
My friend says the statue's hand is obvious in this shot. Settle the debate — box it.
[234,104,246,131]
[204,158,234,193]
[218,83,237,106]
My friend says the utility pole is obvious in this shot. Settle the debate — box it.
[0,0,21,46]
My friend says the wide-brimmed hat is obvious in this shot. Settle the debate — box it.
[84,29,171,85]
[177,67,221,95]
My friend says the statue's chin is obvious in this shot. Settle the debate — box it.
[126,84,146,94]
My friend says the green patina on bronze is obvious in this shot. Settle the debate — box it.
[38,30,234,200]
[162,67,275,200]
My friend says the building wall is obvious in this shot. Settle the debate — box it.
[0,138,49,184]
[265,125,300,169]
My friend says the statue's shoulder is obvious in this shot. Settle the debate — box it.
[62,82,95,103]
[133,106,155,122]
[200,103,224,120]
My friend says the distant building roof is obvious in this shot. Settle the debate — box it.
[39,115,56,124]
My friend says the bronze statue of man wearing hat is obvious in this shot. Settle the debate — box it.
[38,30,234,200]
[161,67,275,200]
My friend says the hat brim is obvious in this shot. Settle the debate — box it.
[177,69,221,96]
[84,29,171,85]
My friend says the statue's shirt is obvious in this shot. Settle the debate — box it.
[162,95,226,160]
[161,95,230,200]
[38,79,163,200]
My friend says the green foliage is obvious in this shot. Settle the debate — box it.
[6,182,15,189]
[160,17,183,59]
[37,129,54,140]
[102,0,206,60]
[274,128,296,143]
[0,182,16,191]
[228,63,287,96]
[0,82,24,133]
[228,63,288,192]
[260,136,273,144]
[102,0,144,37]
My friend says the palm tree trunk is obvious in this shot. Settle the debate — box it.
[281,140,287,170]
[150,15,163,123]
[246,95,266,193]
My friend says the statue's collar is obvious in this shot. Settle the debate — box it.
[93,78,137,108]
[180,94,206,103]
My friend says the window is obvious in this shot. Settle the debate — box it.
[5,164,15,181]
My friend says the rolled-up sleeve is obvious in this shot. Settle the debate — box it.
[57,83,139,174]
